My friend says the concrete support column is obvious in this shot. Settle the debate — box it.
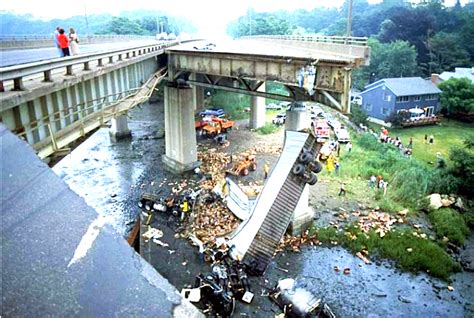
[289,186,314,236]
[285,107,310,131]
[162,84,199,173]
[191,74,204,111]
[285,119,314,235]
[109,113,131,141]
[341,68,352,114]
[250,82,266,129]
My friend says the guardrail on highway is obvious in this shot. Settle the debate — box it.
[0,40,184,92]
[243,35,368,46]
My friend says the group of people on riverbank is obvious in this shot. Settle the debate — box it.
[376,127,413,158]
[53,26,80,57]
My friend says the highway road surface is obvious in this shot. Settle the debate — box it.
[0,40,158,67]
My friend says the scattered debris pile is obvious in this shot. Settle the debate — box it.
[278,231,322,253]
[357,210,407,238]
[197,148,230,189]
[190,198,240,244]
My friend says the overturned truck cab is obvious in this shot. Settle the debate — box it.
[227,130,322,275]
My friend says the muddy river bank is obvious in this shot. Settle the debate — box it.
[54,101,473,317]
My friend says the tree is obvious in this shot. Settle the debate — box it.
[349,104,369,126]
[102,17,146,35]
[377,6,436,70]
[426,32,470,74]
[448,140,474,197]
[227,11,294,37]
[354,38,418,89]
[438,77,474,117]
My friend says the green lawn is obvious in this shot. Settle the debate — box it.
[374,119,473,164]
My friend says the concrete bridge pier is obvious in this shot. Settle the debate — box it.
[285,120,314,236]
[288,186,314,236]
[109,113,132,141]
[191,74,205,111]
[249,82,266,129]
[285,106,311,131]
[162,84,199,173]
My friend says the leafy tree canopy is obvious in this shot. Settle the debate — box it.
[352,38,418,89]
[438,77,474,115]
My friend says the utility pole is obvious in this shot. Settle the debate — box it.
[84,3,90,35]
[345,0,353,44]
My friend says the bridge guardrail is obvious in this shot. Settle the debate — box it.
[0,40,195,92]
[243,35,368,46]
[0,34,156,41]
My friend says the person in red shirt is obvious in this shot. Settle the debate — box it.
[57,28,70,57]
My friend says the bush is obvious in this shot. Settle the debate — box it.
[386,111,410,127]
[256,123,280,135]
[429,208,469,246]
[314,224,460,280]
[349,104,369,126]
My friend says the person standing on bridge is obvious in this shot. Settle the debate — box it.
[69,28,80,56]
[53,27,64,57]
[57,28,70,57]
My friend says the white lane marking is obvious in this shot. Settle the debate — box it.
[67,215,111,268]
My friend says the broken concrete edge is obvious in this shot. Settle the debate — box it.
[162,155,201,174]
[1,124,204,317]
[139,265,203,317]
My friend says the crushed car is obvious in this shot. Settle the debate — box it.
[269,278,336,318]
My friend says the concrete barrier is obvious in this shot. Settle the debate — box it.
[0,35,156,50]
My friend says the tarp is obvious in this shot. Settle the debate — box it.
[409,108,424,114]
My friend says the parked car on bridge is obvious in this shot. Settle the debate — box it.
[199,108,225,117]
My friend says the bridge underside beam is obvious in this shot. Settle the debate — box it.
[169,50,353,113]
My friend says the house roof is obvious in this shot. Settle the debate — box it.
[362,77,442,96]
[439,67,474,83]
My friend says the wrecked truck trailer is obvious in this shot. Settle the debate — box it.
[227,130,322,275]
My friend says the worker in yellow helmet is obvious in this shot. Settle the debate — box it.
[180,199,189,222]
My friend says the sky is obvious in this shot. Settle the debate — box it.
[0,0,468,37]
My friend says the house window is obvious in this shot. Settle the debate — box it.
[382,107,390,115]
[365,103,372,111]
[383,93,391,102]
[396,96,409,102]
[414,95,421,101]
[426,94,437,100]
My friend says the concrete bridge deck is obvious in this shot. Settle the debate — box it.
[0,124,202,317]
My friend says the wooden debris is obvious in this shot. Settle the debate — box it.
[356,251,371,264]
